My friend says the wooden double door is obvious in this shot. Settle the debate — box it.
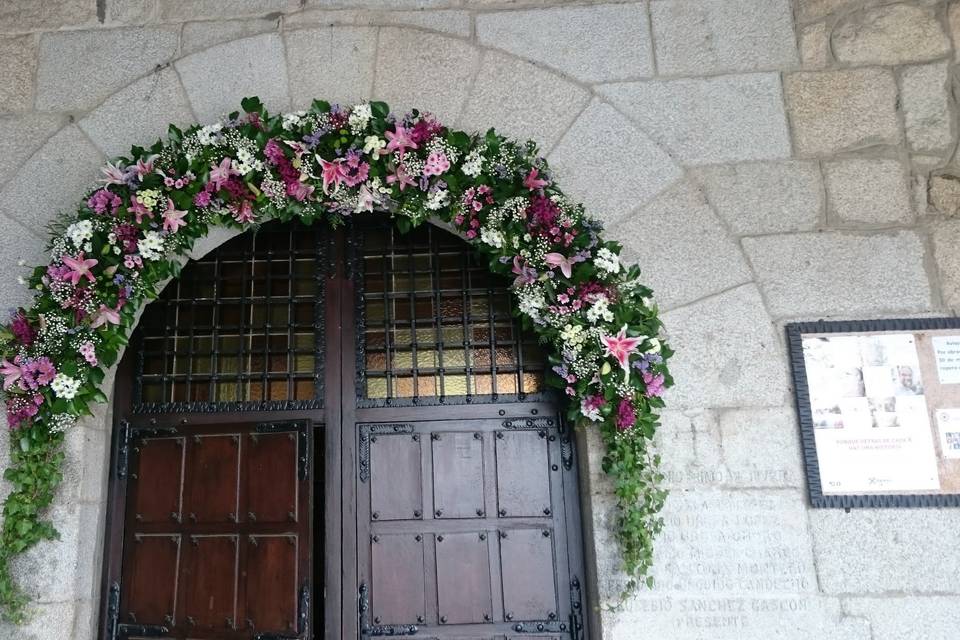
[99,220,589,640]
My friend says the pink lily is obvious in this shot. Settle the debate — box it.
[129,197,153,224]
[90,304,121,329]
[61,253,99,286]
[512,256,538,286]
[318,157,347,195]
[544,252,585,279]
[135,155,157,180]
[162,198,189,233]
[0,359,22,390]
[524,167,548,191]
[386,164,416,192]
[209,157,237,190]
[232,200,256,224]
[99,161,128,185]
[384,124,418,157]
[600,325,645,382]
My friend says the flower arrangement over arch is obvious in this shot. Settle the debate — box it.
[0,98,671,621]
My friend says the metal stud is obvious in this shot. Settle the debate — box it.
[476,508,485,517]
[437,535,444,542]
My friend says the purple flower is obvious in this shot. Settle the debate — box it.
[643,371,666,398]
[615,398,636,431]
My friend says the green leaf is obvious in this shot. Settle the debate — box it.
[240,96,264,114]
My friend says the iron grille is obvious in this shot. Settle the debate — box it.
[352,218,549,407]
[132,221,326,413]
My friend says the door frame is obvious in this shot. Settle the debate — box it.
[98,223,593,640]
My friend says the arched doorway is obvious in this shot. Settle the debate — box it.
[98,217,589,640]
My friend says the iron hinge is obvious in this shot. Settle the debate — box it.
[358,582,418,637]
[115,421,131,480]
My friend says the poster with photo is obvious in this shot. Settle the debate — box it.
[790,319,960,507]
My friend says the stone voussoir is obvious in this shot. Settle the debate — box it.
[613,179,753,311]
[175,33,291,124]
[372,27,479,125]
[35,27,180,113]
[547,99,682,226]
[78,67,196,159]
[457,50,590,155]
[598,73,792,166]
[284,26,378,109]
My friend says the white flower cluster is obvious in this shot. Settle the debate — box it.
[47,413,77,432]
[138,231,166,261]
[282,111,307,131]
[348,104,372,134]
[479,227,504,248]
[226,131,263,176]
[136,189,162,211]
[585,296,614,324]
[462,147,484,177]
[51,373,81,400]
[66,220,94,249]
[195,122,224,146]
[516,284,546,323]
[425,138,460,165]
[559,324,588,352]
[425,188,450,211]
[595,247,620,275]
[363,135,386,156]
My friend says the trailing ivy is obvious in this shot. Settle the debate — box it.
[0,98,672,622]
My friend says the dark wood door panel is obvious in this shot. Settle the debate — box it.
[369,429,423,522]
[124,534,180,627]
[110,420,313,640]
[184,435,240,525]
[181,535,239,631]
[432,432,485,520]
[244,431,298,524]
[499,528,559,622]
[495,430,552,519]
[371,533,426,625]
[132,438,184,525]
[435,532,493,625]
[243,534,299,634]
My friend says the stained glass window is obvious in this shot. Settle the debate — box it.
[356,220,547,405]
[134,222,324,410]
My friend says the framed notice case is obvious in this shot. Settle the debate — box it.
[787,317,960,508]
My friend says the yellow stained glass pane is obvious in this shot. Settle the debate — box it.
[294,333,313,349]
[443,374,469,396]
[218,356,240,375]
[366,378,388,398]
[269,380,287,400]
[443,349,466,368]
[522,372,544,393]
[295,379,314,400]
[473,374,492,395]
[192,355,211,375]
[215,382,239,402]
[393,351,413,369]
[496,374,518,394]
[141,383,164,403]
[294,354,314,373]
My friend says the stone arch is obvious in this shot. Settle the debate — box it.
[0,26,776,640]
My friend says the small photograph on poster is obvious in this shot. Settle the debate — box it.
[868,397,899,428]
[933,336,960,385]
[860,334,923,397]
[936,409,960,459]
[838,397,872,430]
[803,336,866,404]
[812,404,844,429]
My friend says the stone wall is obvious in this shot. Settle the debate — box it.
[0,0,958,638]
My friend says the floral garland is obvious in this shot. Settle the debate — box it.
[0,98,671,622]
